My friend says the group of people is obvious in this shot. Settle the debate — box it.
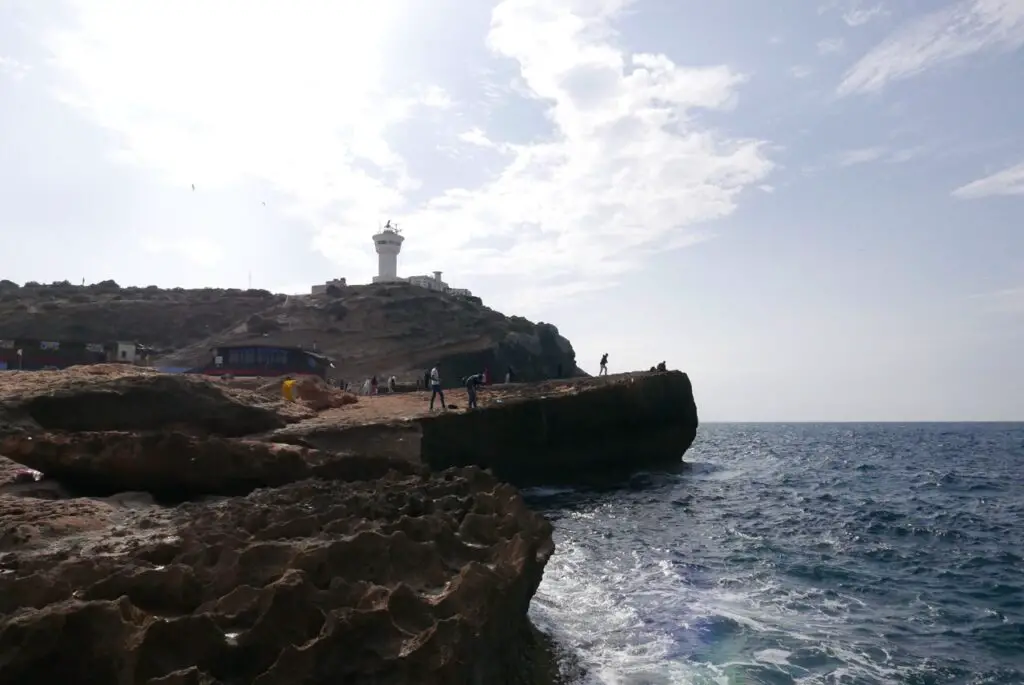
[422,364,508,411]
[348,374,397,396]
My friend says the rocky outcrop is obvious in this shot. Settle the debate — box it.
[0,367,564,683]
[273,371,699,485]
[0,364,700,683]
[0,369,404,498]
[1,370,290,436]
[0,281,583,382]
[419,371,698,482]
[0,469,556,684]
[2,368,696,496]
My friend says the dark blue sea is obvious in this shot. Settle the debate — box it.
[525,423,1024,685]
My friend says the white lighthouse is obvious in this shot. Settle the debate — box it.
[371,220,405,283]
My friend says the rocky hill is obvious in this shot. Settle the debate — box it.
[0,280,582,385]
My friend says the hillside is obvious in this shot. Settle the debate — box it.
[0,279,583,385]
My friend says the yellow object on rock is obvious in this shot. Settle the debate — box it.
[282,379,296,401]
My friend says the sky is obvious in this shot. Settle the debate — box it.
[1,0,1023,421]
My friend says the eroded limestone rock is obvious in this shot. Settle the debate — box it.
[0,469,554,684]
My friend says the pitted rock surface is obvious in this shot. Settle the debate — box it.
[0,468,555,685]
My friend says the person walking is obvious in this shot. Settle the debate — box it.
[599,353,609,376]
[429,364,446,411]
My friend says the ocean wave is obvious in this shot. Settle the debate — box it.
[530,423,1024,684]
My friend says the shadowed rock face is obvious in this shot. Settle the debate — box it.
[0,470,555,685]
[417,371,699,483]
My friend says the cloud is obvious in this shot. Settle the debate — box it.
[836,146,886,166]
[817,37,846,55]
[887,146,927,164]
[38,0,772,303]
[458,127,500,148]
[966,286,1024,314]
[843,3,888,27]
[397,0,773,290]
[952,161,1024,198]
[838,0,1024,96]
[0,56,30,80]
[789,65,814,79]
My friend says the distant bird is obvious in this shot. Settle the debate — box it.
[261,201,266,206]
[191,184,195,191]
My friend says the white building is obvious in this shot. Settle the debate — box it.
[367,223,474,298]
[407,271,447,292]
[311,277,347,295]
[372,223,405,283]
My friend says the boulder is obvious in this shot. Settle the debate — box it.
[289,377,358,411]
[0,468,556,685]
[0,368,289,436]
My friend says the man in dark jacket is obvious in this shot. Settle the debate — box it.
[464,372,485,409]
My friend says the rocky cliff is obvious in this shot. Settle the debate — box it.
[270,372,700,485]
[0,280,582,383]
[0,365,699,682]
[0,367,560,684]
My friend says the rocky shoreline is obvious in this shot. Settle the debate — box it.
[0,366,698,683]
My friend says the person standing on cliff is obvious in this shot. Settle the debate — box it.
[429,365,446,411]
[464,372,485,409]
[599,353,609,376]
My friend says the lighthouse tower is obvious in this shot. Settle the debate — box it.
[372,221,405,283]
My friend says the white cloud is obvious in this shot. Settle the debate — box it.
[966,286,1024,314]
[952,161,1024,199]
[843,3,888,27]
[458,127,499,148]
[0,56,30,80]
[838,0,1024,96]
[836,146,886,166]
[39,0,772,303]
[397,0,773,291]
[887,146,927,164]
[789,65,814,79]
[817,37,846,55]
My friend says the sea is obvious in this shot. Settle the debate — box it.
[525,423,1024,685]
